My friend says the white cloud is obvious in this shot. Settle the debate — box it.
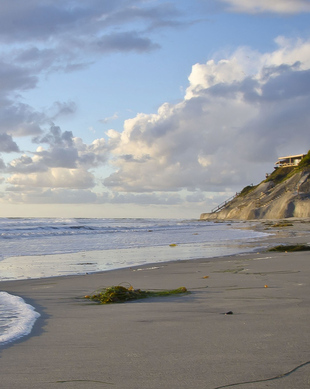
[185,56,248,99]
[105,38,310,193]
[7,168,95,189]
[6,126,110,197]
[220,0,310,14]
[261,37,310,69]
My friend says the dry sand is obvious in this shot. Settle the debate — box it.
[0,219,310,388]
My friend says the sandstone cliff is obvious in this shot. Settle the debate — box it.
[200,153,310,220]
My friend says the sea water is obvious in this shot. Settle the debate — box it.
[0,217,268,345]
[0,292,40,345]
[0,217,267,260]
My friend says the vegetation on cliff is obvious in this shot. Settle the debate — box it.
[296,150,310,170]
[264,166,295,185]
[239,184,258,197]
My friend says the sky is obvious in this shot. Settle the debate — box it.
[0,0,310,219]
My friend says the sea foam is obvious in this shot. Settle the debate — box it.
[0,291,40,345]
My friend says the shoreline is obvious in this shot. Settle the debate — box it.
[0,219,310,388]
[0,219,270,282]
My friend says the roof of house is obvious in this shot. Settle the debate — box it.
[277,153,306,161]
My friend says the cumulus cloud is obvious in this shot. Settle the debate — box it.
[10,128,108,173]
[7,155,47,174]
[220,0,310,14]
[104,38,310,193]
[6,125,109,197]
[33,125,73,147]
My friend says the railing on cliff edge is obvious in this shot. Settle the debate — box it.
[211,192,240,213]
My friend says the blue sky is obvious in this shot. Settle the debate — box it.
[0,0,310,218]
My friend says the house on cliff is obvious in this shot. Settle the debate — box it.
[275,153,306,168]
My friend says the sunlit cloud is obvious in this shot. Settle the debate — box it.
[220,0,310,14]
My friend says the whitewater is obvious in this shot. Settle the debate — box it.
[0,217,269,346]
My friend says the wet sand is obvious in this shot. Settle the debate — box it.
[1,219,310,388]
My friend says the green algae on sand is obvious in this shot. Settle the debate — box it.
[268,244,310,252]
[85,285,189,304]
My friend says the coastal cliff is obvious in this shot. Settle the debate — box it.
[200,151,310,220]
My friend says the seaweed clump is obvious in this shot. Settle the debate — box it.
[268,244,310,252]
[85,285,188,304]
[271,222,294,227]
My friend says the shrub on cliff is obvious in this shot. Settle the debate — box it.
[239,184,258,197]
[297,149,310,170]
[265,166,295,185]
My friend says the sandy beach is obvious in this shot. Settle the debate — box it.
[1,220,310,388]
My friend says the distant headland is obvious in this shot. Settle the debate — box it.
[200,150,310,220]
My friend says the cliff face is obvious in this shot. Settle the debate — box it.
[200,167,310,220]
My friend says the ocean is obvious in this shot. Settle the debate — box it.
[0,217,268,345]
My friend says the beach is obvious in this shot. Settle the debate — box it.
[0,220,310,388]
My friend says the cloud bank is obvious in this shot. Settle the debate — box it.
[104,38,310,194]
[2,36,310,208]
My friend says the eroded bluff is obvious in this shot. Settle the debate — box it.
[200,168,310,220]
